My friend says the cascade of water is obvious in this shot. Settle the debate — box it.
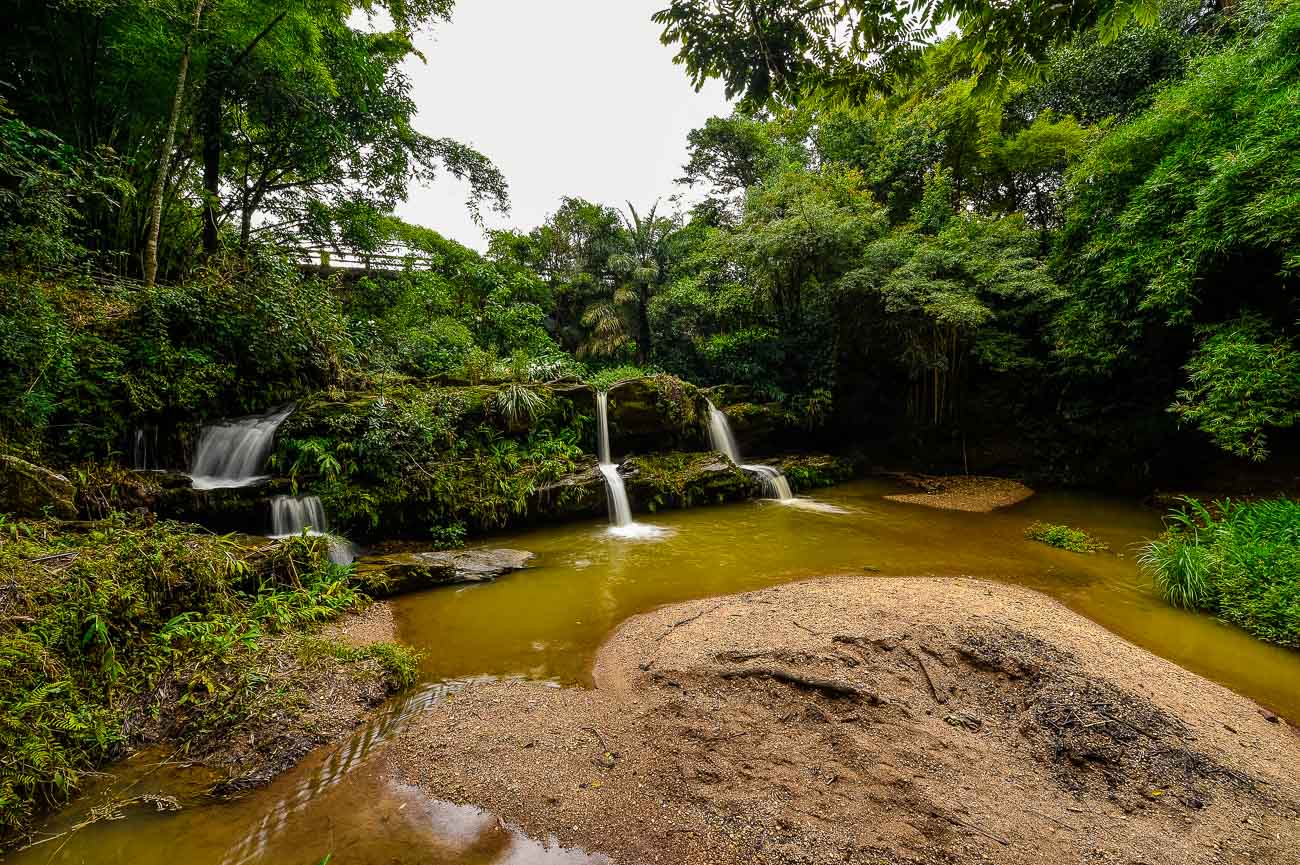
[269,494,356,565]
[130,427,159,470]
[594,391,632,528]
[190,407,292,489]
[595,390,613,464]
[705,400,794,501]
[597,463,633,528]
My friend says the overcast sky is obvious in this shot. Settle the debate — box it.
[394,1,732,250]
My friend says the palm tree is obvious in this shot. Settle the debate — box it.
[607,201,677,364]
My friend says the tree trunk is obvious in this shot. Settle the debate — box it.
[636,284,653,364]
[144,0,205,287]
[201,77,222,254]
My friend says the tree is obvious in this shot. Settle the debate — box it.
[609,202,679,364]
[653,0,1162,106]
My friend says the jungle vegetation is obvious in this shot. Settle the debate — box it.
[1,0,1298,843]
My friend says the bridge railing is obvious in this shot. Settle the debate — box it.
[294,244,438,273]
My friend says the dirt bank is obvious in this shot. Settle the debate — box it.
[381,576,1300,865]
[884,474,1034,511]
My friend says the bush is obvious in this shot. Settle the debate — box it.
[1024,521,1108,553]
[0,518,414,843]
[1139,497,1300,646]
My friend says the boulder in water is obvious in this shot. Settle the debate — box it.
[0,454,77,519]
[354,548,535,597]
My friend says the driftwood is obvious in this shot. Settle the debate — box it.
[717,665,883,704]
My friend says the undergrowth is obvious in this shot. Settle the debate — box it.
[1139,496,1300,646]
[0,517,414,845]
[1024,521,1109,553]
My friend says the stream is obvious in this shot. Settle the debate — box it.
[9,478,1300,864]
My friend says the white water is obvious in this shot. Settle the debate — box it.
[190,407,292,489]
[269,495,357,565]
[131,428,159,470]
[595,392,665,538]
[705,401,795,502]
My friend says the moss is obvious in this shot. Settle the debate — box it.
[1024,522,1109,553]
[623,452,751,510]
[771,453,860,491]
[0,517,413,846]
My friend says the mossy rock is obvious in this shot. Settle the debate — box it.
[768,453,861,492]
[353,548,534,597]
[623,451,754,510]
[0,454,77,519]
[528,461,606,523]
[151,471,288,534]
[606,375,710,456]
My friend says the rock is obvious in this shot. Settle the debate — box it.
[354,548,534,597]
[622,452,754,509]
[529,462,607,522]
[606,376,708,454]
[151,471,285,534]
[0,454,77,519]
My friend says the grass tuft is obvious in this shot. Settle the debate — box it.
[1024,521,1109,553]
[1139,496,1300,646]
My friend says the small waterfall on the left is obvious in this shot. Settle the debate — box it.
[596,391,664,538]
[270,495,357,565]
[130,427,160,470]
[190,406,293,489]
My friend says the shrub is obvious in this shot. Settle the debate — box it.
[1024,521,1108,553]
[1139,497,1300,646]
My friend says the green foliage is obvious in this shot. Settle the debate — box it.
[0,518,406,842]
[1170,315,1300,462]
[1140,497,1300,646]
[1024,521,1109,553]
[1055,4,1300,369]
[654,0,1162,106]
[273,385,588,536]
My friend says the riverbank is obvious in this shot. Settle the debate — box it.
[0,518,417,847]
[380,575,1300,865]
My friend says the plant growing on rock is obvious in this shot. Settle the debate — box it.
[1025,522,1109,553]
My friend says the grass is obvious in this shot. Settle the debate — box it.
[0,517,417,846]
[1024,521,1109,553]
[1139,496,1300,647]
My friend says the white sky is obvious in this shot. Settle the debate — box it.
[395,1,731,250]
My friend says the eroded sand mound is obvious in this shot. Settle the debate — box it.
[381,577,1300,864]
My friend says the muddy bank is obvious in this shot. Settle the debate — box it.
[380,576,1300,865]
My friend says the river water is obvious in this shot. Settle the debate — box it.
[9,479,1299,865]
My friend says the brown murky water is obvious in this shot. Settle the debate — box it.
[9,479,1299,865]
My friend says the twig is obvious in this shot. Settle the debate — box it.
[792,620,820,636]
[934,809,1010,846]
[656,602,724,642]
[582,725,610,753]
[904,646,947,705]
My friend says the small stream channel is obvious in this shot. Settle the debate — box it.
[9,478,1300,864]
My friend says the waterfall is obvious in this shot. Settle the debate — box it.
[190,407,292,490]
[706,400,794,501]
[597,463,633,528]
[269,495,356,565]
[594,391,664,538]
[595,391,631,527]
[130,427,159,470]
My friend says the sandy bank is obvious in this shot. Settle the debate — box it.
[883,474,1034,511]
[380,576,1300,865]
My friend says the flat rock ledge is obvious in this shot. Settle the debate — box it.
[354,548,534,597]
[379,576,1300,865]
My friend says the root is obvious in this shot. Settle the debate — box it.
[716,665,884,704]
